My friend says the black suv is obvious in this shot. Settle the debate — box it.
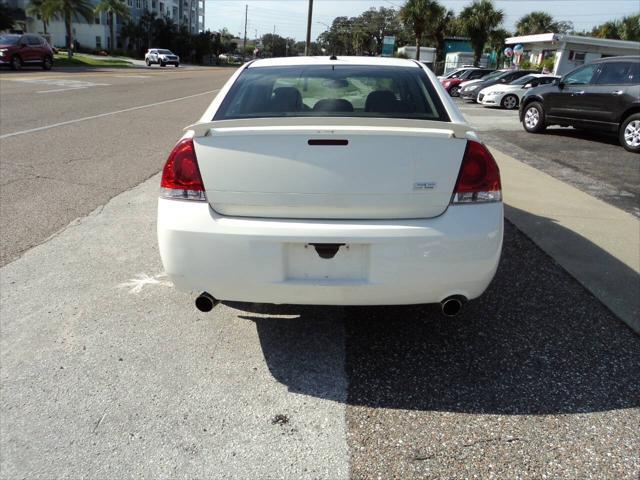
[460,69,538,102]
[520,56,640,152]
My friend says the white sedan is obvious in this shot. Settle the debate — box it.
[157,56,503,315]
[478,74,559,109]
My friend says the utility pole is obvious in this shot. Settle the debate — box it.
[272,25,276,58]
[242,4,248,62]
[305,0,313,56]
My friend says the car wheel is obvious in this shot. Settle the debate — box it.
[620,113,640,153]
[160,61,166,67]
[146,58,151,66]
[501,94,518,110]
[522,101,546,133]
[10,55,22,71]
[175,63,179,68]
[42,56,53,70]
[449,86,460,97]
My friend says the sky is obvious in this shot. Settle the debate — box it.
[204,0,640,42]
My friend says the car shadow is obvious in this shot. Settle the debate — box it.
[543,126,620,147]
[229,218,639,415]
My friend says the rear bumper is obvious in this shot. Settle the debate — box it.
[157,199,504,305]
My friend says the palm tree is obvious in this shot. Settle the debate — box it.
[516,11,572,35]
[26,0,57,35]
[95,0,130,51]
[48,0,95,58]
[428,4,456,64]
[400,0,436,61]
[459,0,504,66]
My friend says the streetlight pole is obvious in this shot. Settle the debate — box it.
[242,4,248,62]
[305,0,313,56]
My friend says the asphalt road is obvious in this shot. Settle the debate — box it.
[1,68,639,479]
[457,100,640,217]
[0,67,233,266]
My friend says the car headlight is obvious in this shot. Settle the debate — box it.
[467,85,478,91]
[0,49,7,55]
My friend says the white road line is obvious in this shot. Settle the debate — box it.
[0,89,220,140]
[37,87,87,94]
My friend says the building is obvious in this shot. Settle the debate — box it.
[505,33,640,76]
[0,0,204,51]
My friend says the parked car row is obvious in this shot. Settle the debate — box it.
[447,56,638,152]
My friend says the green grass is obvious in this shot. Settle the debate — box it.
[53,53,133,68]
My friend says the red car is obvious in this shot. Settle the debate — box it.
[0,33,54,70]
[440,68,494,96]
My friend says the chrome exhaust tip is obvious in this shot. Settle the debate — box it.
[440,296,466,317]
[195,292,219,312]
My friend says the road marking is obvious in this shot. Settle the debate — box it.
[118,273,172,294]
[0,89,220,139]
[37,87,87,94]
[19,78,110,88]
[113,75,150,78]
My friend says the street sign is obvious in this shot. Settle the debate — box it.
[382,36,395,57]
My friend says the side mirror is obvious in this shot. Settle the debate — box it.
[558,81,565,90]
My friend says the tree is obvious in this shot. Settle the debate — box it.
[0,3,14,31]
[95,0,130,51]
[591,14,640,41]
[26,0,57,35]
[427,4,457,63]
[619,14,640,41]
[400,0,435,61]
[516,11,572,35]
[459,0,504,65]
[487,28,510,67]
[48,0,95,58]
[359,7,403,55]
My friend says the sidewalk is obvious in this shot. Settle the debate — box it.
[490,147,640,333]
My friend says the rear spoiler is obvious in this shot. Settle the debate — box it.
[184,118,472,139]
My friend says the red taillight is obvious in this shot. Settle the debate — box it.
[452,140,502,204]
[160,138,206,201]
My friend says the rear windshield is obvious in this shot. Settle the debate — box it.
[0,35,20,45]
[214,65,450,122]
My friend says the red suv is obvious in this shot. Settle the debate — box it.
[0,34,54,70]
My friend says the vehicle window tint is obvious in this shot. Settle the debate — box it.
[27,36,42,46]
[563,64,598,85]
[510,75,536,86]
[595,62,639,85]
[468,70,486,80]
[0,35,19,45]
[214,65,450,122]
[538,77,557,85]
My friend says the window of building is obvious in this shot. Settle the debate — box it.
[152,0,156,7]
[159,2,164,12]
[95,14,100,24]
[136,0,141,8]
[127,0,132,6]
[568,50,586,66]
[96,36,102,48]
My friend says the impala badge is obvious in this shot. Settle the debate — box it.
[413,182,437,190]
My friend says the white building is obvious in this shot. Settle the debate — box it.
[1,0,204,50]
[505,33,640,76]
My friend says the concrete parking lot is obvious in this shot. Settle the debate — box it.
[1,68,639,479]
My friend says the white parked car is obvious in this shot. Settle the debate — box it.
[145,48,180,67]
[478,74,560,110]
[157,57,503,316]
